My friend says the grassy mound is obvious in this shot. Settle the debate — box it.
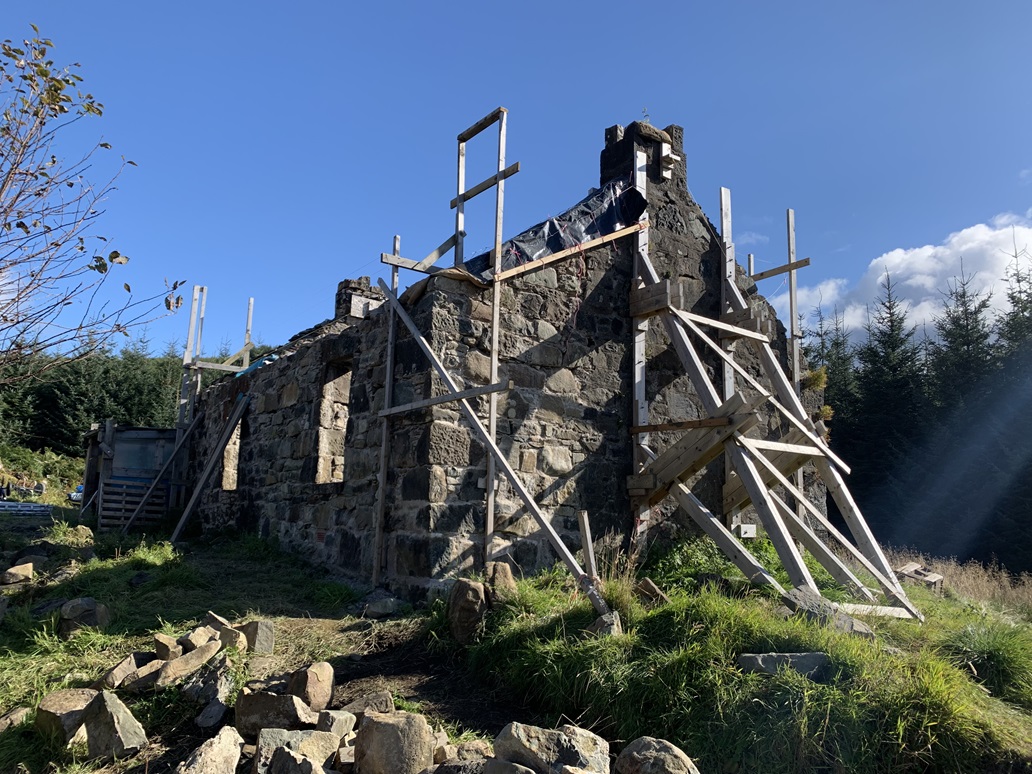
[460,542,1032,773]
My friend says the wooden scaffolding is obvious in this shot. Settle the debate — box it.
[372,108,919,621]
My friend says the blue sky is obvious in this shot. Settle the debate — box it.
[7,1,1032,353]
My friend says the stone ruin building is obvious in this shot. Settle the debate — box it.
[172,113,918,619]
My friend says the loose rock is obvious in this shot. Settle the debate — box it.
[201,610,233,631]
[614,736,701,774]
[288,661,335,712]
[586,611,623,637]
[255,729,341,774]
[317,709,357,738]
[155,640,221,688]
[341,690,394,719]
[93,652,156,690]
[355,710,436,774]
[485,562,518,603]
[80,691,148,760]
[269,748,329,774]
[195,698,228,728]
[494,722,609,774]
[737,652,832,681]
[484,762,535,774]
[235,691,319,738]
[235,619,275,653]
[121,658,167,692]
[175,725,244,773]
[364,596,402,619]
[0,706,30,732]
[447,579,488,645]
[155,632,183,661]
[178,625,219,653]
[58,597,111,639]
[35,687,97,743]
[218,625,249,652]
[2,562,33,584]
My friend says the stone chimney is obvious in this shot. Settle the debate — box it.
[600,121,685,188]
[334,276,385,321]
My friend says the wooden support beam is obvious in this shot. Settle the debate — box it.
[378,380,511,418]
[743,438,823,457]
[578,510,598,580]
[720,306,767,326]
[457,106,506,142]
[376,279,610,616]
[630,417,731,435]
[836,603,916,620]
[450,162,520,209]
[492,223,644,282]
[749,256,811,283]
[414,233,460,271]
[171,396,250,543]
[638,393,763,504]
[738,435,921,618]
[630,279,682,318]
[191,361,244,374]
[380,251,448,274]
[673,308,770,343]
[768,489,877,603]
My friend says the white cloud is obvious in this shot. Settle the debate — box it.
[736,231,769,247]
[769,211,1032,336]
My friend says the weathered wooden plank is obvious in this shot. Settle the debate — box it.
[449,162,520,209]
[743,438,823,457]
[630,280,682,318]
[836,603,915,619]
[380,251,447,274]
[630,417,730,435]
[673,308,770,343]
[749,256,811,282]
[170,396,251,543]
[492,223,644,282]
[578,510,598,580]
[376,279,610,616]
[413,233,459,271]
[378,380,511,418]
[739,435,922,618]
[769,489,877,603]
[457,106,506,142]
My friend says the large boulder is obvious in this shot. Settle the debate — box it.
[175,726,244,773]
[235,691,319,738]
[494,723,609,774]
[355,710,436,774]
[447,579,488,645]
[35,687,97,743]
[614,736,701,774]
[80,691,148,760]
[287,661,335,712]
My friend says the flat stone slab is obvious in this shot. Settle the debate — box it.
[737,652,832,681]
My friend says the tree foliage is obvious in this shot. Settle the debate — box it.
[0,27,182,384]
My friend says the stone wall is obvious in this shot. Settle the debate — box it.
[189,122,822,599]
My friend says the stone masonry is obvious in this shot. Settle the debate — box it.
[189,121,821,599]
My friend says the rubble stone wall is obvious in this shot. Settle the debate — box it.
[190,123,821,598]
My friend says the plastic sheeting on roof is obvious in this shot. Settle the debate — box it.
[464,178,647,282]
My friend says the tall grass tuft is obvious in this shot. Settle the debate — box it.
[936,620,1032,709]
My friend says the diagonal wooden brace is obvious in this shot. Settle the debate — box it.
[377,279,610,616]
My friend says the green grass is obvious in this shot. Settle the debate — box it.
[0,524,359,773]
[460,537,1032,773]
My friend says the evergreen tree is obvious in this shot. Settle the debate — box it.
[850,276,928,534]
[927,270,996,414]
